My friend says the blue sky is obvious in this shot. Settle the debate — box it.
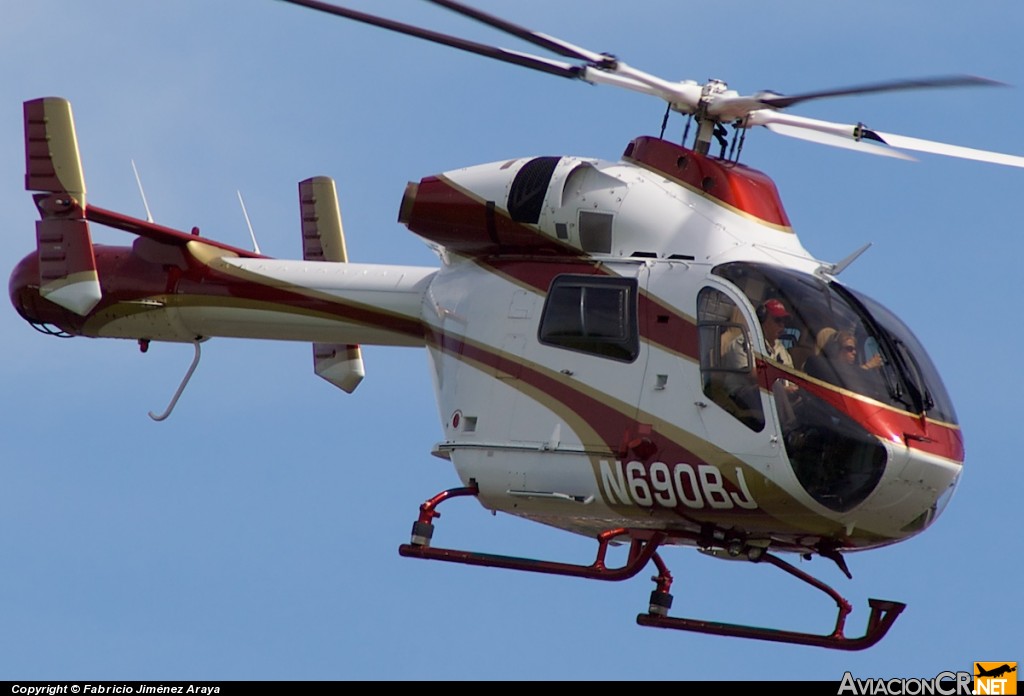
[2,0,1021,681]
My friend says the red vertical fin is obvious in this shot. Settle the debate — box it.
[25,97,102,315]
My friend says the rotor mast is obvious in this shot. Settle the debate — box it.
[693,79,729,155]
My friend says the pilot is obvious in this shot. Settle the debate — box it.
[724,298,794,371]
[758,299,794,367]
[721,298,795,419]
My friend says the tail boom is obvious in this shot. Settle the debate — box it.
[11,240,433,347]
[12,96,432,363]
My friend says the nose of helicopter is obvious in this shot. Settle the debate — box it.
[891,437,963,535]
[884,427,965,536]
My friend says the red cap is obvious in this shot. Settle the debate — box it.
[762,299,790,319]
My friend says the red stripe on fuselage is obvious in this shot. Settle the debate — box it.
[762,363,964,463]
[481,257,701,359]
[422,186,957,465]
[180,262,425,338]
[408,175,704,358]
[428,329,765,516]
[408,176,578,256]
[431,328,652,454]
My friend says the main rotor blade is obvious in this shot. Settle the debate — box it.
[278,0,701,110]
[758,75,1003,109]
[278,0,581,79]
[873,130,1024,168]
[762,123,915,161]
[749,110,1024,168]
[424,0,613,67]
[422,0,705,111]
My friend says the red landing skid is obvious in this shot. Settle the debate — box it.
[398,482,906,651]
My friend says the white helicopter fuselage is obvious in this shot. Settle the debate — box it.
[402,138,961,554]
[17,0,1024,651]
[11,127,963,559]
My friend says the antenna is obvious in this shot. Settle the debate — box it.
[819,242,872,277]
[237,190,262,255]
[131,159,154,223]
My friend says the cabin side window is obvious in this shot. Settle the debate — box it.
[539,275,638,362]
[697,287,765,431]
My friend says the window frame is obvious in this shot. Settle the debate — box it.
[538,274,639,362]
[697,285,766,432]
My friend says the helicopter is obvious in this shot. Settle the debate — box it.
[8,0,1024,657]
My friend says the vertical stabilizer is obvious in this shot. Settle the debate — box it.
[299,176,366,393]
[313,343,366,394]
[24,97,101,316]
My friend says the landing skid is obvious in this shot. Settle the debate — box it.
[398,482,664,580]
[400,483,905,650]
[638,552,906,650]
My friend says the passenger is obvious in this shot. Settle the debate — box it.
[804,327,838,382]
[818,330,882,392]
[816,327,838,356]
[835,330,883,371]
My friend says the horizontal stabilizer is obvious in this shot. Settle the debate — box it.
[27,99,261,262]
[300,176,365,392]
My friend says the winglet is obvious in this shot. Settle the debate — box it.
[313,343,366,394]
[299,176,366,393]
[25,97,101,316]
[25,97,86,205]
[300,176,349,262]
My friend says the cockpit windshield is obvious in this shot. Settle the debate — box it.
[712,262,957,424]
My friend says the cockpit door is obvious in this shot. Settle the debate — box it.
[692,281,782,457]
[522,262,650,450]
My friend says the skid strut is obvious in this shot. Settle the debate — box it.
[399,482,664,581]
[637,552,906,650]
